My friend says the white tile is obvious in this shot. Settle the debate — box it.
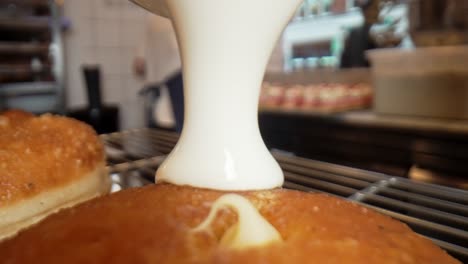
[102,74,124,104]
[122,2,148,21]
[73,19,97,47]
[63,0,76,19]
[64,33,81,59]
[119,47,137,76]
[64,44,82,70]
[123,76,146,100]
[95,0,123,20]
[96,47,122,75]
[96,19,121,47]
[119,22,146,47]
[66,44,97,68]
[64,0,95,19]
[82,46,100,65]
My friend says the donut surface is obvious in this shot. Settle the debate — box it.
[0,183,459,264]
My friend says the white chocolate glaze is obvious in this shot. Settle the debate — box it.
[192,194,282,250]
[132,0,302,190]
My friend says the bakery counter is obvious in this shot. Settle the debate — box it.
[260,108,468,136]
[258,109,468,189]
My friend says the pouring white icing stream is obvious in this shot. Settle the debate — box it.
[131,0,301,191]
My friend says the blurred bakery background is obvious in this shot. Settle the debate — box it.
[1,0,468,189]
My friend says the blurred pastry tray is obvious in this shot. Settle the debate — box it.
[101,128,468,262]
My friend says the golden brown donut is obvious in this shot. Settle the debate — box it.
[0,184,459,263]
[0,109,34,119]
[0,111,110,240]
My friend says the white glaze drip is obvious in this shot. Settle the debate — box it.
[192,194,282,250]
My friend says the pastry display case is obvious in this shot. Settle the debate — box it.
[260,68,372,113]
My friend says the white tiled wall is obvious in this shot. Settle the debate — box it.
[63,0,148,129]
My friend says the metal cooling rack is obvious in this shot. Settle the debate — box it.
[101,128,468,262]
